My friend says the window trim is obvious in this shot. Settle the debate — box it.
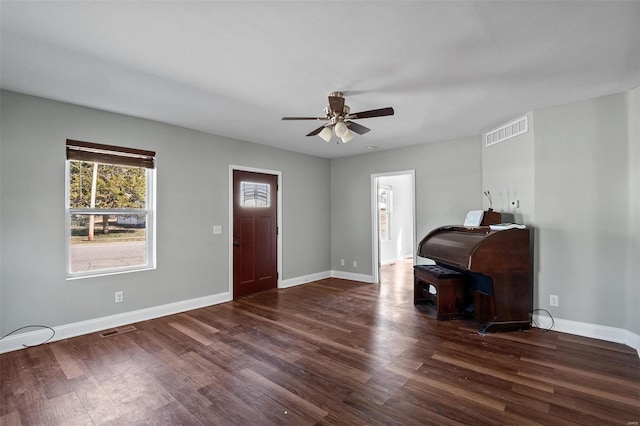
[65,140,156,279]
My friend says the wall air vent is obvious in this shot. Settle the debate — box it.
[485,115,528,147]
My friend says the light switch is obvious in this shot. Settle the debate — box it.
[213,225,222,235]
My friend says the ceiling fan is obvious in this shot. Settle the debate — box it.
[282,92,394,143]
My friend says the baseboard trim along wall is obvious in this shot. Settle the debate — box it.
[532,314,640,357]
[0,271,372,354]
[281,271,332,289]
[3,277,638,357]
[0,292,231,354]
[282,270,375,288]
[330,270,375,283]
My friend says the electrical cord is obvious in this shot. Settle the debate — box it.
[0,325,56,348]
[530,308,555,332]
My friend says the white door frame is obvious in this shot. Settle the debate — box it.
[229,165,283,298]
[370,170,416,283]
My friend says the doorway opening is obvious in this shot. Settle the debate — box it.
[371,170,416,283]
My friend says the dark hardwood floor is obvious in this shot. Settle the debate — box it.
[1,260,639,425]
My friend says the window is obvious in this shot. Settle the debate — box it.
[378,186,391,240]
[65,139,156,278]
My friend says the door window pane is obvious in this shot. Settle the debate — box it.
[240,182,270,207]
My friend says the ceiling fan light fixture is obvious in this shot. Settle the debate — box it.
[341,129,354,143]
[318,126,333,142]
[334,121,348,138]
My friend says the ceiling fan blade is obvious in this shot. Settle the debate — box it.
[346,121,371,135]
[282,116,327,120]
[328,95,345,115]
[347,107,395,119]
[306,125,328,136]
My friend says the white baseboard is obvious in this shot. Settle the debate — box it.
[0,271,373,354]
[282,270,374,286]
[0,292,231,354]
[7,282,636,359]
[281,271,331,289]
[532,314,640,357]
[330,270,375,283]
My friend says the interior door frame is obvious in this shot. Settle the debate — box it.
[370,170,416,283]
[229,165,282,298]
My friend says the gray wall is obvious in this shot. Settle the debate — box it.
[534,91,633,330]
[0,91,331,334]
[2,87,638,339]
[482,112,535,225]
[481,112,538,316]
[331,137,483,275]
[480,90,638,334]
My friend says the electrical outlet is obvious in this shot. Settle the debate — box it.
[353,260,358,268]
[340,259,345,266]
[549,294,559,307]
[115,291,124,303]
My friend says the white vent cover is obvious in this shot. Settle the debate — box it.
[485,115,528,147]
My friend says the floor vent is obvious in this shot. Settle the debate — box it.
[99,325,137,338]
[485,115,528,147]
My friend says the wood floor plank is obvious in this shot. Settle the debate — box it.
[398,379,543,426]
[517,370,640,407]
[168,321,214,346]
[0,410,22,426]
[1,261,639,425]
[295,349,373,384]
[49,342,88,380]
[67,374,124,425]
[520,354,640,385]
[557,333,639,354]
[196,382,280,426]
[385,363,507,411]
[240,367,329,421]
[431,352,555,393]
[261,363,372,424]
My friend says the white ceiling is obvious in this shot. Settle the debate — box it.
[1,1,639,159]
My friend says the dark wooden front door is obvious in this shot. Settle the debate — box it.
[232,170,278,299]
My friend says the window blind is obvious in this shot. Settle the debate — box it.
[66,139,155,169]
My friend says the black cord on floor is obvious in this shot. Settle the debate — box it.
[0,325,56,348]
[530,308,555,332]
